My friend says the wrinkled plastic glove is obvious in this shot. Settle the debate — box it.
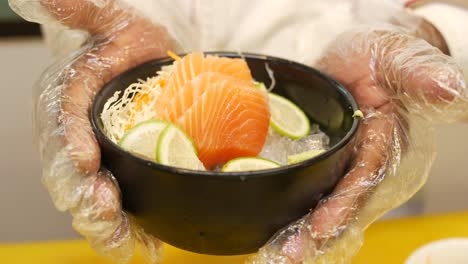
[9,0,468,263]
[10,0,175,262]
[249,4,468,264]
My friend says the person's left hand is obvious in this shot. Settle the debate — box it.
[249,6,468,264]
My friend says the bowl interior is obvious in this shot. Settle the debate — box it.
[91,52,359,176]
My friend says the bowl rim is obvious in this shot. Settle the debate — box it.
[90,51,360,179]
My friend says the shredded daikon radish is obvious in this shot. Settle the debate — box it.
[101,65,173,143]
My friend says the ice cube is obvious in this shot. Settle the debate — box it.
[259,128,330,165]
[288,133,330,156]
[259,129,291,165]
[309,124,322,134]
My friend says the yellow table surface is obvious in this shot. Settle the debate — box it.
[2,212,468,264]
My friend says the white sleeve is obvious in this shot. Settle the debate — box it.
[412,3,468,80]
[195,0,355,65]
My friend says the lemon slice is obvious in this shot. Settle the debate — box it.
[118,120,169,160]
[268,93,310,139]
[287,149,325,165]
[221,157,280,172]
[156,124,205,170]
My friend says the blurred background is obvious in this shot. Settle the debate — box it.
[0,0,467,244]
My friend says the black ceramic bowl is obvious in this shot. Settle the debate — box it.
[91,52,359,255]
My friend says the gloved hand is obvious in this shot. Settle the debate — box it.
[10,0,175,262]
[249,3,468,264]
[9,0,468,263]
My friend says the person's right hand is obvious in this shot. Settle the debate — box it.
[40,0,175,173]
[10,0,174,261]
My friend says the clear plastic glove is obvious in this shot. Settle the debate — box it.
[249,3,468,264]
[10,0,175,262]
[9,0,468,263]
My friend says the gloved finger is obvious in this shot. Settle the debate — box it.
[403,17,449,55]
[59,18,173,173]
[70,170,137,262]
[133,225,165,264]
[406,0,468,9]
[317,28,468,122]
[372,32,468,122]
[70,170,122,237]
[38,0,176,173]
[252,105,401,264]
[352,0,448,53]
[90,212,135,262]
[40,0,129,35]
[308,104,399,245]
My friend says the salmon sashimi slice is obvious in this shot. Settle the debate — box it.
[174,74,270,169]
[155,53,270,169]
[158,73,256,122]
[156,52,253,112]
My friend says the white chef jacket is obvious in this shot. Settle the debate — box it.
[42,0,468,79]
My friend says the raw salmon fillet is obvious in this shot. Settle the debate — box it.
[155,52,270,169]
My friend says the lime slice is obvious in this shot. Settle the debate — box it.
[287,149,325,165]
[118,120,169,160]
[255,82,268,92]
[352,110,364,119]
[268,93,310,139]
[221,157,280,172]
[156,124,205,170]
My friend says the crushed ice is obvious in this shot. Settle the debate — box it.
[259,124,330,165]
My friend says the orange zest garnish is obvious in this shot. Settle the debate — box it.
[125,120,134,131]
[125,93,150,131]
[135,94,149,112]
[167,50,181,61]
[155,79,166,88]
